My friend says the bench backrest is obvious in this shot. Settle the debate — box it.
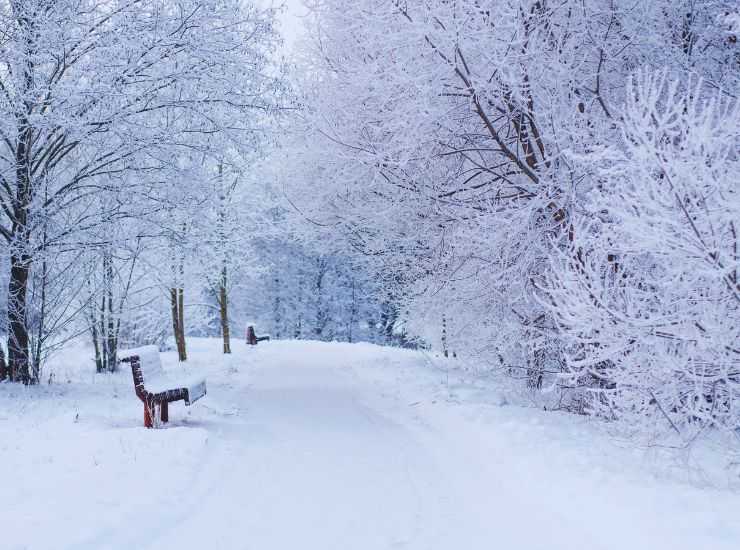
[119,345,164,382]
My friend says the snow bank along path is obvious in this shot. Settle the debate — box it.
[2,339,739,549]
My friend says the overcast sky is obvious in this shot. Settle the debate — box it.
[276,0,308,49]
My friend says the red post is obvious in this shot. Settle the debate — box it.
[144,403,153,428]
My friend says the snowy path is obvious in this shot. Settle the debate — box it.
[144,360,455,549]
[3,339,740,549]
[135,350,598,550]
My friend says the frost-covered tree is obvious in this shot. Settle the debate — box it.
[284,0,739,441]
[544,70,739,439]
[0,0,285,382]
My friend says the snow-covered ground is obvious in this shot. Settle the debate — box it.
[2,338,739,550]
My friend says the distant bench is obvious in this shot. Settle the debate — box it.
[246,325,270,345]
[120,345,206,428]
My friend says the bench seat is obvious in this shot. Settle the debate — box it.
[144,373,207,404]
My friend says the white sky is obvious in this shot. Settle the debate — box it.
[275,0,308,49]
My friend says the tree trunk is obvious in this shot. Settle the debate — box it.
[348,277,357,343]
[103,252,117,372]
[98,293,107,372]
[7,118,33,383]
[441,315,449,358]
[170,287,187,361]
[313,259,328,339]
[91,309,103,373]
[0,342,7,381]
[215,163,231,354]
[87,276,103,372]
[6,2,36,384]
[219,267,231,354]
[8,254,32,384]
[31,248,48,381]
[273,275,281,339]
[170,287,180,354]
[177,286,186,361]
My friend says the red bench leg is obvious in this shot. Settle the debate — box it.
[143,401,168,428]
[144,402,153,428]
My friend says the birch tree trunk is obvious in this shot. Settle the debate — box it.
[215,163,231,354]
[105,253,116,372]
[91,304,103,373]
[348,277,357,343]
[177,287,186,360]
[273,275,282,339]
[170,285,187,362]
[441,315,449,359]
[219,266,231,354]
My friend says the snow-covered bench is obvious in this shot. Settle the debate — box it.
[119,345,206,428]
[246,325,270,345]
